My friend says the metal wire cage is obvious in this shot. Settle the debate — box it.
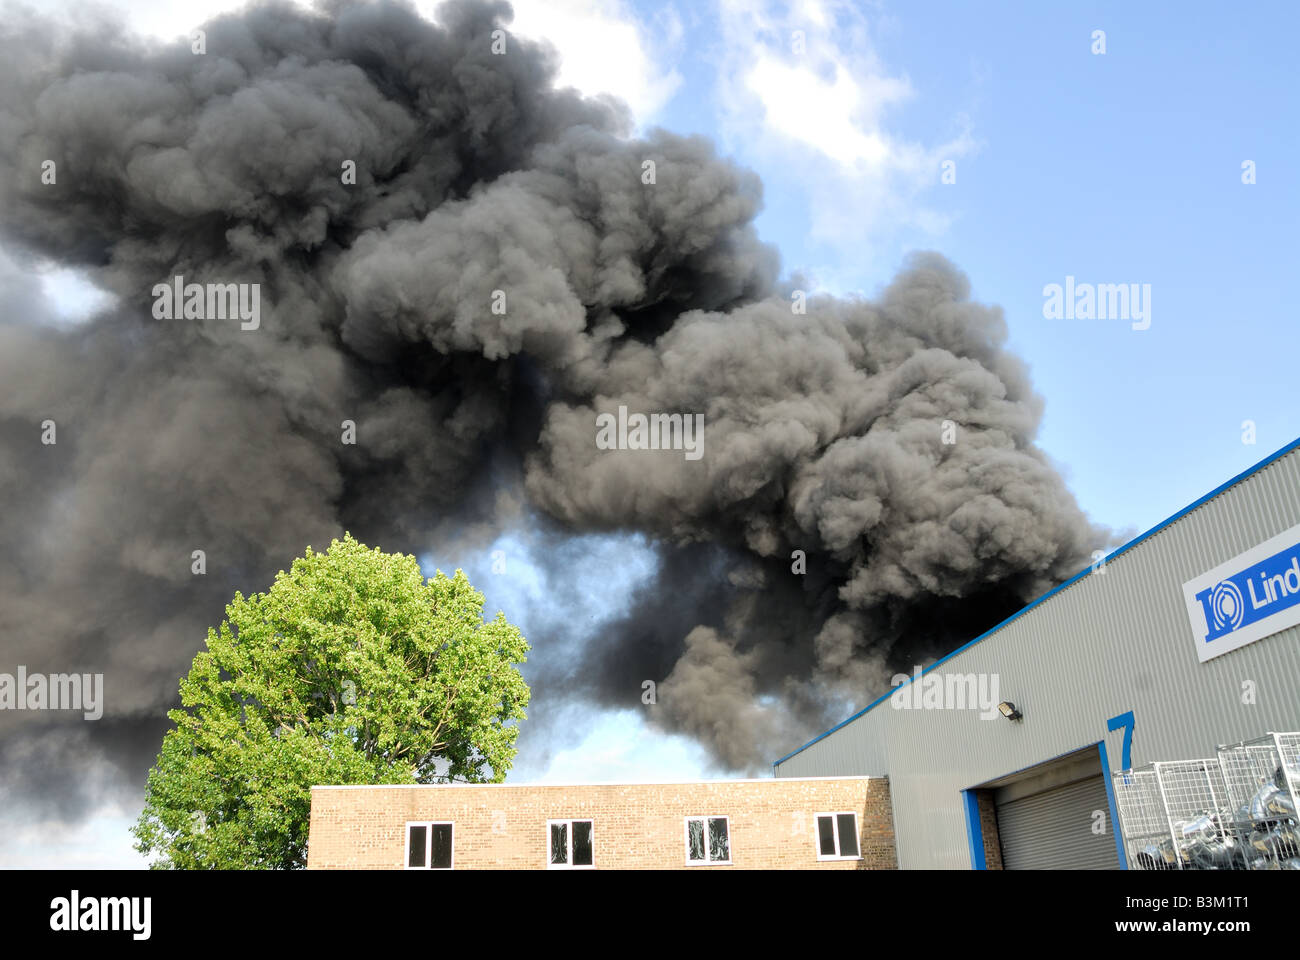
[1152,759,1246,869]
[1112,768,1178,870]
[1217,732,1300,870]
[1113,760,1244,869]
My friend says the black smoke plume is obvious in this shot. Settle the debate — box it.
[0,0,1107,822]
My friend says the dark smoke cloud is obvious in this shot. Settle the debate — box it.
[0,0,1107,820]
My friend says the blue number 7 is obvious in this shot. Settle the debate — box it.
[1107,711,1135,771]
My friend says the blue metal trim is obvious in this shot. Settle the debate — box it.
[773,434,1300,767]
[1098,737,1128,870]
[963,789,987,870]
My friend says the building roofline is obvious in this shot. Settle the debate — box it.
[772,434,1300,769]
[312,775,881,790]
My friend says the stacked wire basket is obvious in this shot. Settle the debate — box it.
[1112,731,1300,870]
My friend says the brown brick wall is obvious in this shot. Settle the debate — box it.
[976,790,1003,870]
[307,777,896,870]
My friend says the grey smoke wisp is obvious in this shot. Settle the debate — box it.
[0,0,1107,818]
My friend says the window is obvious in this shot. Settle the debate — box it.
[685,816,731,865]
[547,819,594,868]
[405,822,454,869]
[814,812,861,860]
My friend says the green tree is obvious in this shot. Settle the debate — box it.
[131,534,529,869]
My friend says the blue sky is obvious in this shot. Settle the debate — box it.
[13,0,1299,866]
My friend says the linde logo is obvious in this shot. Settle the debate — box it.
[1199,555,1300,638]
[1182,521,1300,662]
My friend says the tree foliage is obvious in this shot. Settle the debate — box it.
[132,534,529,868]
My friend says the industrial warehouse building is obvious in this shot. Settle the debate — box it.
[775,436,1300,869]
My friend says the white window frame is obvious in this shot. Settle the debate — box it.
[546,818,596,869]
[683,815,733,866]
[404,820,455,870]
[813,811,862,861]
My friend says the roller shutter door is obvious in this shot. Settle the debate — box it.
[996,775,1120,869]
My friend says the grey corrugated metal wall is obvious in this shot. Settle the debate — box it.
[775,443,1300,869]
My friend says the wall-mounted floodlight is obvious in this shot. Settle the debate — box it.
[997,701,1023,721]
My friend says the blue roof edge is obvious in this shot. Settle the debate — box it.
[772,434,1300,768]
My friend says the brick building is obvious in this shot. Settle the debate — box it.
[307,776,896,869]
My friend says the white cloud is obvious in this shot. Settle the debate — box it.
[714,0,979,275]
[746,55,901,169]
[502,0,683,124]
